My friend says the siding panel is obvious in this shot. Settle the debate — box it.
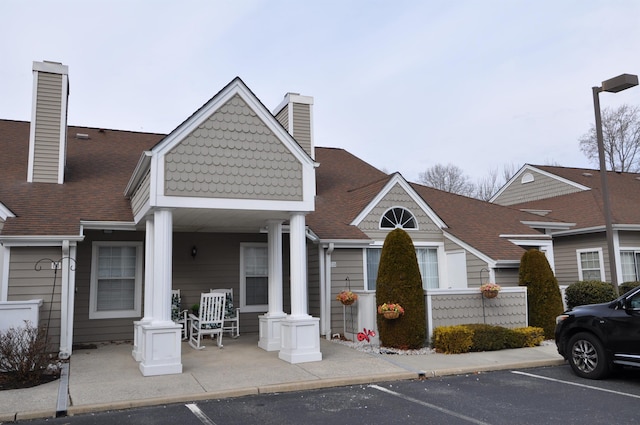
[493,170,584,206]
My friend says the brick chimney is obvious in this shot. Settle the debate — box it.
[27,61,69,184]
[273,93,314,160]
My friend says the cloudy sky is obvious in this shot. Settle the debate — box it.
[2,1,639,183]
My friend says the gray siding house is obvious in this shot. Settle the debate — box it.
[0,61,560,376]
[492,164,640,288]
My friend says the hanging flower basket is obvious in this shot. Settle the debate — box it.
[480,283,501,299]
[377,303,405,319]
[336,290,358,306]
[383,310,400,319]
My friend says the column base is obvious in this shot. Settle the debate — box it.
[278,316,322,364]
[132,319,152,361]
[138,321,183,376]
[258,313,287,351]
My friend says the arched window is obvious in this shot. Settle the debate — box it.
[380,207,417,229]
[521,172,534,184]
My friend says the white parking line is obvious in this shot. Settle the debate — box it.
[369,384,492,425]
[511,371,640,399]
[186,403,218,425]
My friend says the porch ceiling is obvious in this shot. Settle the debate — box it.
[169,208,290,233]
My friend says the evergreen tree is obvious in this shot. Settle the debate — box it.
[375,228,426,349]
[518,249,564,338]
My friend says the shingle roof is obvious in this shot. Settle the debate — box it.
[512,165,640,229]
[0,119,554,262]
[311,148,554,261]
[0,120,164,236]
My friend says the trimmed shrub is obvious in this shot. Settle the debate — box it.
[619,281,640,296]
[432,324,545,354]
[464,324,510,352]
[518,249,564,339]
[565,280,616,310]
[432,325,473,354]
[375,228,427,349]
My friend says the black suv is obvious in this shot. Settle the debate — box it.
[555,286,640,379]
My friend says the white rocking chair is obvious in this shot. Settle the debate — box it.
[171,289,188,340]
[211,288,240,338]
[189,292,226,350]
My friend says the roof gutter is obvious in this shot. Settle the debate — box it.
[0,235,84,246]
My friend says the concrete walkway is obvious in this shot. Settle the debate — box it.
[0,335,565,422]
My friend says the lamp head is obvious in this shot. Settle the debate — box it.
[602,74,639,93]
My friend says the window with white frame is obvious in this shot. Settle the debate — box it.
[380,207,417,229]
[577,248,604,281]
[90,242,142,319]
[365,247,439,290]
[240,243,268,312]
[620,250,640,282]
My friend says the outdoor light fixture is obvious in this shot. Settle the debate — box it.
[592,73,639,295]
[191,246,197,259]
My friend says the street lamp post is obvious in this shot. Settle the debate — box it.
[592,73,638,296]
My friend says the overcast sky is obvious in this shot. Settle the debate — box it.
[2,1,639,183]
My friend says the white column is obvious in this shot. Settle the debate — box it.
[59,241,77,359]
[259,220,286,351]
[139,208,182,376]
[279,212,322,363]
[289,212,309,318]
[133,218,155,361]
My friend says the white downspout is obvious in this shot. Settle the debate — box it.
[323,243,334,340]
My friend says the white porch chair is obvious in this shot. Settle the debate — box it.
[171,289,188,340]
[188,292,226,350]
[210,288,240,338]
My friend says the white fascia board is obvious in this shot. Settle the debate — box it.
[489,164,590,202]
[551,225,605,237]
[520,220,575,230]
[499,233,551,240]
[0,236,83,246]
[124,151,152,197]
[443,231,496,267]
[0,203,15,220]
[493,260,521,268]
[350,174,447,228]
[155,194,315,212]
[317,239,374,248]
[506,238,553,247]
[80,221,138,231]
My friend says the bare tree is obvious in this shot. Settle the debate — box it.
[579,104,640,172]
[474,162,519,201]
[418,163,475,197]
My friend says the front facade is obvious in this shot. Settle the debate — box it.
[1,61,562,376]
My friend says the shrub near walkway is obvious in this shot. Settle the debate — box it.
[432,324,545,354]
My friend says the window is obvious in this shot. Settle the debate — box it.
[240,243,268,312]
[621,250,640,282]
[365,247,439,290]
[90,242,142,319]
[380,207,417,229]
[577,249,604,281]
[521,172,534,184]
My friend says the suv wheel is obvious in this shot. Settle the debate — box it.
[567,332,610,379]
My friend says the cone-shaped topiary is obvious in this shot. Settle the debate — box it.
[518,249,564,339]
[375,228,426,349]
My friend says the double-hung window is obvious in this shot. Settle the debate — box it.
[620,250,640,282]
[365,247,439,290]
[240,243,268,312]
[90,242,142,319]
[577,248,604,281]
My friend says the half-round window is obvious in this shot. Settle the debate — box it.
[380,207,417,229]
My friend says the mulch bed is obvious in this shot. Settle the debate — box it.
[0,371,60,391]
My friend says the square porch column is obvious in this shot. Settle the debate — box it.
[138,209,182,376]
[133,218,155,361]
[279,212,322,363]
[259,220,287,351]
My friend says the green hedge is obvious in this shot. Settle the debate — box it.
[432,324,545,354]
[565,280,616,310]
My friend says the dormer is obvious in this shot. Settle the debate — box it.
[27,61,69,184]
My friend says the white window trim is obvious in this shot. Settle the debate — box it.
[379,206,419,230]
[576,248,605,281]
[239,242,268,313]
[363,242,444,291]
[620,247,640,282]
[89,241,143,319]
